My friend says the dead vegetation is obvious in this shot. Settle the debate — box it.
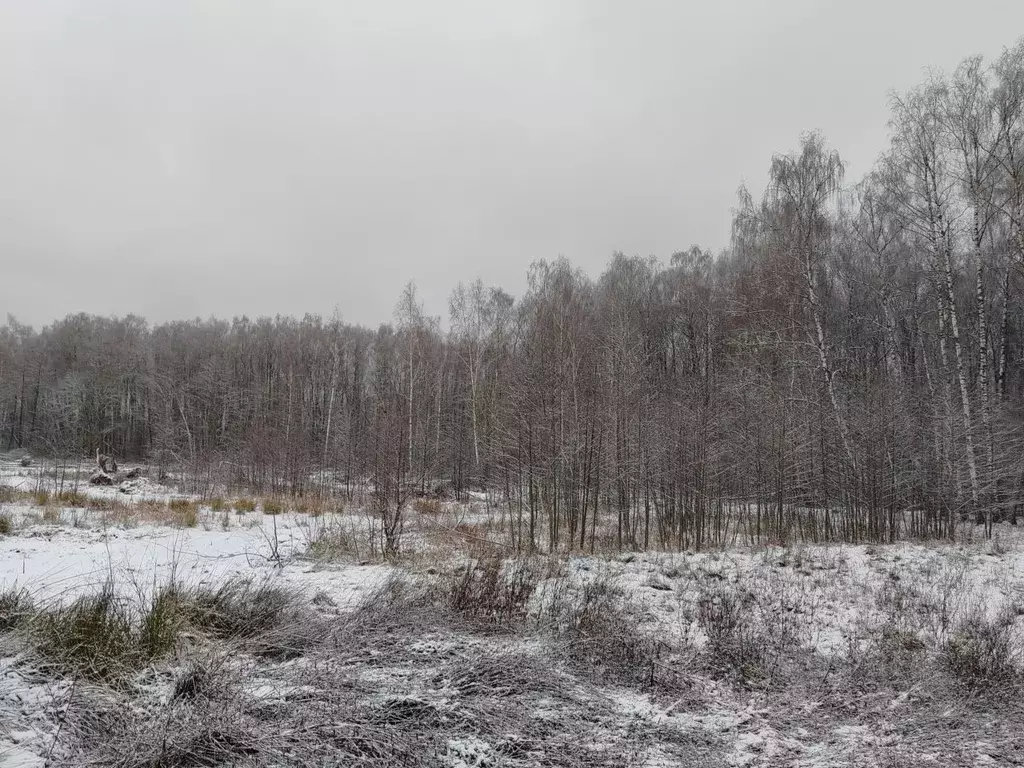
[0,547,1022,766]
[2,577,316,688]
[233,497,257,514]
[0,586,34,631]
[3,489,1024,766]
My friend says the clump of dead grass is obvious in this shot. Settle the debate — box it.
[26,576,316,683]
[304,515,363,561]
[168,498,199,527]
[57,489,89,507]
[41,505,62,524]
[0,586,35,631]
[413,497,443,515]
[180,578,322,659]
[261,498,285,515]
[535,571,674,689]
[234,497,256,514]
[33,583,142,681]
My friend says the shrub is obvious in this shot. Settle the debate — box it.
[942,607,1019,691]
[537,573,668,689]
[445,555,539,628]
[0,511,11,536]
[697,587,769,685]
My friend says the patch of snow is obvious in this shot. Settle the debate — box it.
[0,511,391,606]
[444,736,494,768]
[0,745,45,768]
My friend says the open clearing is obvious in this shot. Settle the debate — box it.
[2,466,1024,767]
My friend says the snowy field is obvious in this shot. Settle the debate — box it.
[2,465,1024,766]
[0,507,388,607]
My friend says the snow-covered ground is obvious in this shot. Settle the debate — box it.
[3,463,1024,766]
[603,535,1024,653]
[0,459,177,503]
[0,507,391,768]
[0,507,387,607]
[0,464,399,767]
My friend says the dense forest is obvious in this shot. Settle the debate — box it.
[3,41,1024,548]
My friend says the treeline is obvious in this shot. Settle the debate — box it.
[3,41,1024,547]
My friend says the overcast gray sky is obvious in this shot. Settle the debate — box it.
[2,1,1022,328]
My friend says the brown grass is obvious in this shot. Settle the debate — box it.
[57,489,89,507]
[234,498,257,514]
[169,499,199,527]
[413,497,443,515]
[261,498,284,515]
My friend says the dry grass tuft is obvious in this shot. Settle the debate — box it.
[57,489,89,507]
[168,498,199,527]
[25,576,317,685]
[41,505,62,524]
[0,586,35,631]
[304,516,363,561]
[234,497,257,514]
[178,578,323,659]
[85,495,112,511]
[413,497,443,515]
[261,498,285,515]
[33,583,141,681]
[536,572,676,690]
